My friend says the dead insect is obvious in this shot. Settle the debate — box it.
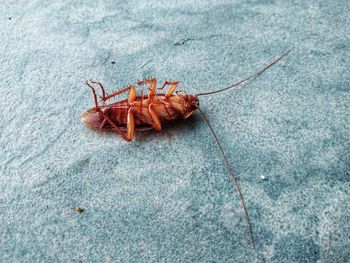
[82,50,291,248]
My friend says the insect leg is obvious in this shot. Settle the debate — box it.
[88,80,106,100]
[98,110,134,141]
[148,103,162,131]
[85,81,135,141]
[126,108,135,140]
[99,119,107,130]
[86,80,134,102]
[104,85,135,101]
[109,86,137,141]
[128,86,136,102]
[137,78,157,99]
[86,81,100,109]
[105,87,136,141]
[126,86,136,139]
[159,81,179,99]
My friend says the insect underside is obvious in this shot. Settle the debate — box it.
[83,78,199,141]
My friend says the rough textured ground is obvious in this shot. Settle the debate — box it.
[1,0,349,262]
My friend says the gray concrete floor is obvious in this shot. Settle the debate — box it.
[1,1,349,262]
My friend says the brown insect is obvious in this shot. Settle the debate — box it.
[82,50,291,248]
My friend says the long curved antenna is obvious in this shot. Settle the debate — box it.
[197,107,256,248]
[196,49,291,97]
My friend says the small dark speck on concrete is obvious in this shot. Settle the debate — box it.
[174,40,184,46]
[74,207,84,213]
[111,61,115,64]
[8,17,11,20]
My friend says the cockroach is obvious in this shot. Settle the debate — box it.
[82,50,291,248]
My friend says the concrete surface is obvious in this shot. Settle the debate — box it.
[0,0,349,262]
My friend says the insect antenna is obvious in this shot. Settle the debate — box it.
[197,106,256,248]
[195,49,291,97]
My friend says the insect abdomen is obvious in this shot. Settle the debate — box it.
[108,95,194,128]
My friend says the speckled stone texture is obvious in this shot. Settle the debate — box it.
[1,0,349,262]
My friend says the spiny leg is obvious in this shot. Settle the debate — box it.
[86,81,100,109]
[87,80,106,100]
[113,86,137,141]
[159,81,179,99]
[104,85,136,101]
[99,110,135,141]
[99,108,136,142]
[86,80,135,102]
[137,78,157,99]
[86,83,113,131]
[107,86,136,140]
[155,81,180,117]
[86,81,136,141]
